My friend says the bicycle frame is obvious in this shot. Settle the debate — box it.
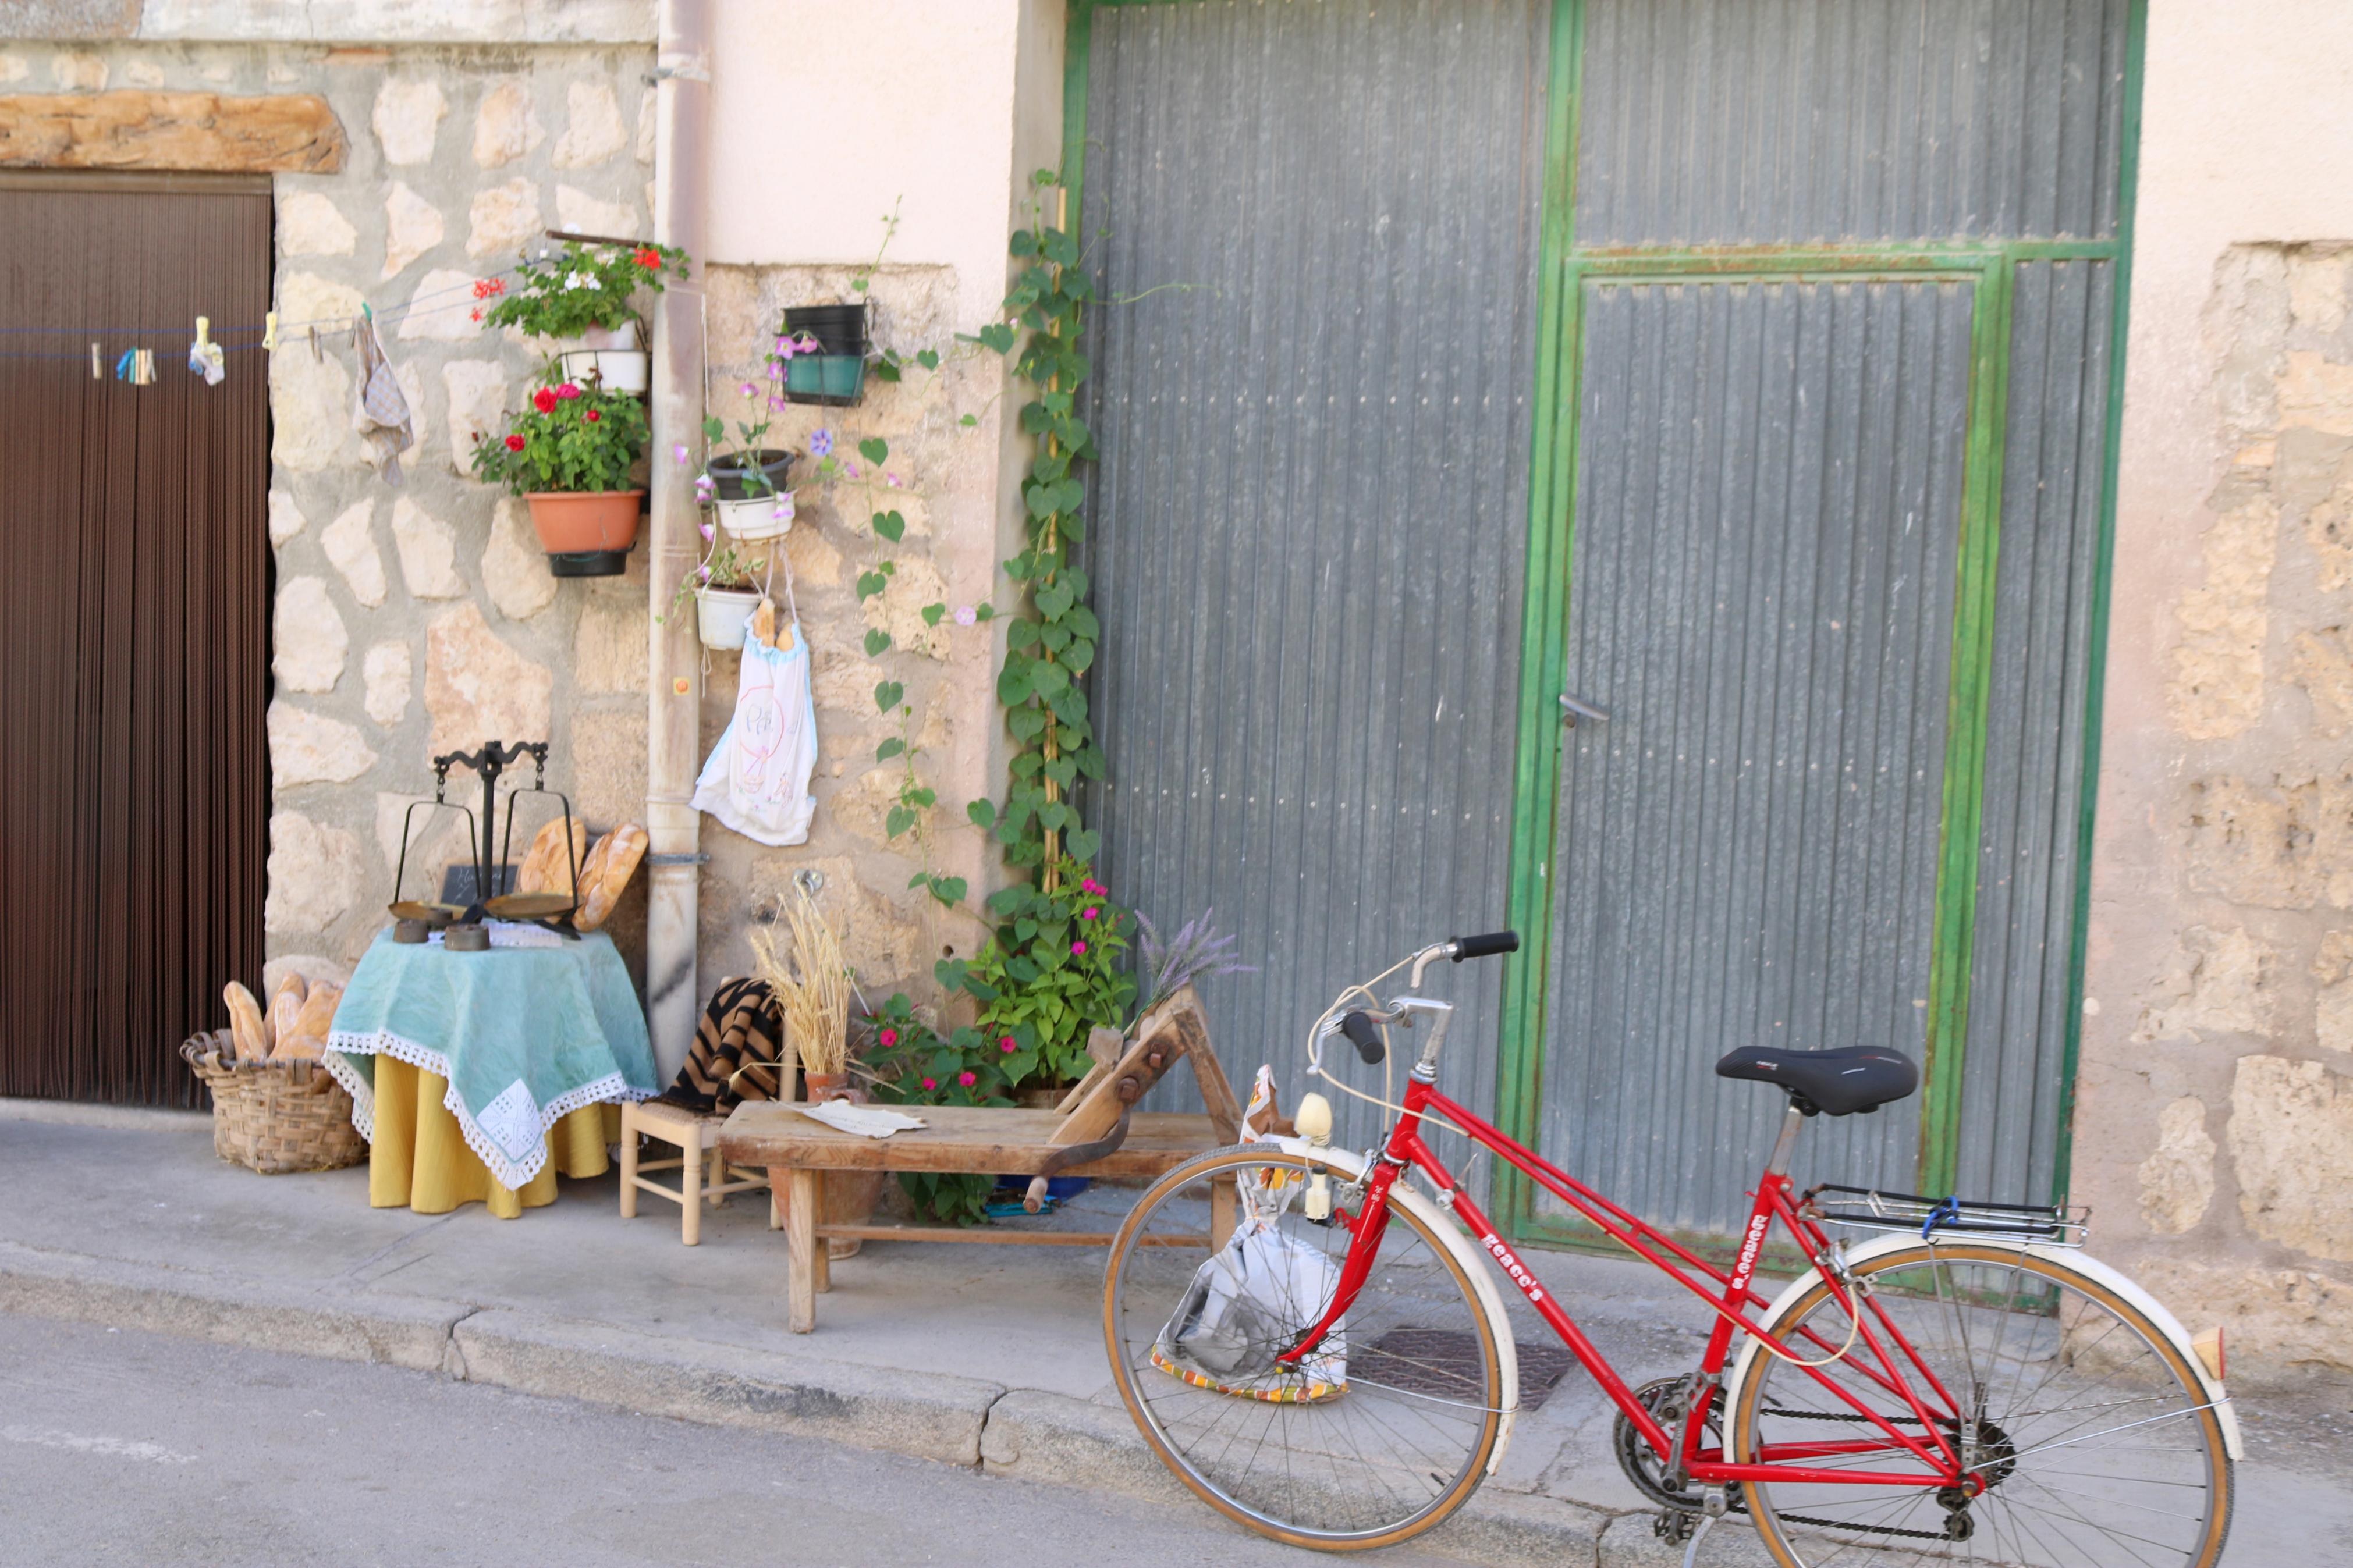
[1275,1073,1976,1494]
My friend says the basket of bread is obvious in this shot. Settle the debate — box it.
[179,969,367,1174]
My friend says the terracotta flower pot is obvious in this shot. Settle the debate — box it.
[524,489,644,554]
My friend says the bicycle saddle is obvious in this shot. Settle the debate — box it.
[1713,1044,1919,1117]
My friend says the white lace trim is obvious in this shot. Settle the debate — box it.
[326,1026,652,1190]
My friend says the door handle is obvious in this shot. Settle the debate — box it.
[1559,692,1610,727]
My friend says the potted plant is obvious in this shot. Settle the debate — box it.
[665,541,771,652]
[780,306,868,406]
[756,886,885,1254]
[698,404,796,541]
[481,239,688,395]
[470,378,650,577]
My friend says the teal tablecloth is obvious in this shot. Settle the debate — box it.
[325,930,657,1189]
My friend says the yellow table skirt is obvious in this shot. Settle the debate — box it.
[367,1055,619,1218]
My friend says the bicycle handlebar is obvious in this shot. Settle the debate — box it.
[1449,930,1519,961]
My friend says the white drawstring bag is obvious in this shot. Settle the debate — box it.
[1151,1066,1347,1402]
[691,622,817,845]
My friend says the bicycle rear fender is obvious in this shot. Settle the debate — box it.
[1722,1232,2244,1462]
[1264,1137,1522,1475]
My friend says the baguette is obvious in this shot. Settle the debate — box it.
[265,974,306,1052]
[576,822,648,933]
[514,814,591,897]
[275,979,343,1062]
[222,982,268,1066]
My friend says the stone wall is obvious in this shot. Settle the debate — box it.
[0,40,660,984]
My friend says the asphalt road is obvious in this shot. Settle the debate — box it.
[0,1312,1468,1568]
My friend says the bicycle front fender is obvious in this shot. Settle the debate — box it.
[1722,1232,2244,1463]
[1264,1137,1523,1477]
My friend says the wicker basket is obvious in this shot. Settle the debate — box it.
[180,1030,368,1175]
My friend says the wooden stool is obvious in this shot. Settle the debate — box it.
[619,1098,774,1245]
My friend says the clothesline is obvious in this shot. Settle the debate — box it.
[0,264,522,342]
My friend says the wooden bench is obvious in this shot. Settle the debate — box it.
[716,987,1243,1332]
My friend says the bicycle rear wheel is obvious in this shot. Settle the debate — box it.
[1731,1243,2233,1567]
[1103,1147,1505,1551]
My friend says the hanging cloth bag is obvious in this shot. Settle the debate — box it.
[691,622,818,845]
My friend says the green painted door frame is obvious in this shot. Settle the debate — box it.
[1058,0,2146,1254]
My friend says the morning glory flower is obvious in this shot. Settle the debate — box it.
[809,429,834,457]
[953,606,977,627]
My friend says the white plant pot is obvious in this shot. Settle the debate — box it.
[561,348,650,396]
[695,586,763,651]
[716,493,794,541]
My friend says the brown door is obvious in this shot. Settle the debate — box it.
[0,174,271,1104]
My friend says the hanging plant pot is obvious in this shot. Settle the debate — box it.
[526,489,643,578]
[705,447,794,501]
[715,492,794,541]
[783,354,867,408]
[559,347,650,396]
[783,302,868,355]
[694,585,762,651]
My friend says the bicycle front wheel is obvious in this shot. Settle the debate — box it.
[1102,1147,1505,1551]
[1732,1242,2233,1567]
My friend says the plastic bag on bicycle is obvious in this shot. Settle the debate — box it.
[1152,1070,1347,1403]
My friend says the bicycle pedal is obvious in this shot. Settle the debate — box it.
[1653,1510,1696,1544]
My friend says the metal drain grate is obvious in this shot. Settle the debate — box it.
[1354,1328,1580,1411]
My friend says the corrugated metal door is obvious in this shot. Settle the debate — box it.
[1516,0,2134,1242]
[1076,0,1552,1142]
[0,175,272,1105]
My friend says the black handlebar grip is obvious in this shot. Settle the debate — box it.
[1450,930,1520,961]
[1340,1010,1386,1064]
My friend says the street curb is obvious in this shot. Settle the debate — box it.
[449,1308,1005,1467]
[0,1240,468,1373]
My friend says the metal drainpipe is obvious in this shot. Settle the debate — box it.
[645,0,710,1083]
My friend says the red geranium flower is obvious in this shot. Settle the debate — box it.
[633,247,662,269]
[503,433,526,451]
[472,277,505,300]
[532,386,556,414]
[584,409,602,422]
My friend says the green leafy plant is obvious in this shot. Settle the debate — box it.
[860,997,1007,1226]
[940,860,1135,1093]
[469,378,649,495]
[482,240,688,342]
[661,541,771,625]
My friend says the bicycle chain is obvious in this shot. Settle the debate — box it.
[1749,1404,1992,1543]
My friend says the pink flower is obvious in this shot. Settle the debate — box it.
[554,382,581,400]
[698,521,715,543]
[886,472,902,488]
[957,1071,977,1087]
[739,381,757,397]
[879,1028,899,1047]
[999,1038,1017,1054]
[953,606,977,628]
[920,1077,936,1091]
[1071,940,1087,955]
[1082,906,1098,920]
[673,443,690,465]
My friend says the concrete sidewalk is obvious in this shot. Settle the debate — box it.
[2,1101,2343,1566]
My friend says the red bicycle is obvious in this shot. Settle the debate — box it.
[1103,933,2240,1564]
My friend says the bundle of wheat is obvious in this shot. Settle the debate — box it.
[751,886,850,1080]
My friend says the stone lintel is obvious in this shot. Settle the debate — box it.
[0,90,346,173]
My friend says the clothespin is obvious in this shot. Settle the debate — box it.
[89,343,101,381]
[133,348,155,385]
[752,598,778,649]
[263,312,278,351]
[194,316,210,351]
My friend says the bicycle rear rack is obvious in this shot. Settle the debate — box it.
[1801,1183,2088,1247]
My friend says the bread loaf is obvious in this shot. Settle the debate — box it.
[222,982,268,1065]
[576,822,648,933]
[274,979,343,1062]
[265,975,306,1052]
[515,815,591,897]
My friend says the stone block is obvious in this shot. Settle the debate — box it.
[397,267,487,343]
[551,79,626,169]
[263,810,365,936]
[381,180,442,279]
[371,77,443,166]
[482,497,557,621]
[573,595,646,695]
[634,84,655,163]
[472,78,541,168]
[467,176,540,261]
[0,90,344,173]
[425,602,552,756]
[2183,773,2353,911]
[2166,497,2276,741]
[268,329,353,471]
[2132,1257,2353,1383]
[2287,247,2349,337]
[2315,931,2353,1054]
[861,554,951,660]
[569,709,646,829]
[2136,1097,2216,1235]
[272,577,347,695]
[442,357,509,471]
[267,488,307,546]
[2291,626,2353,737]
[391,497,466,600]
[2229,1054,2353,1262]
[278,189,355,257]
[554,183,635,240]
[2132,925,2276,1042]
[363,640,413,727]
[269,702,376,788]
[320,499,387,608]
[2279,350,2353,438]
[2304,472,2353,592]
